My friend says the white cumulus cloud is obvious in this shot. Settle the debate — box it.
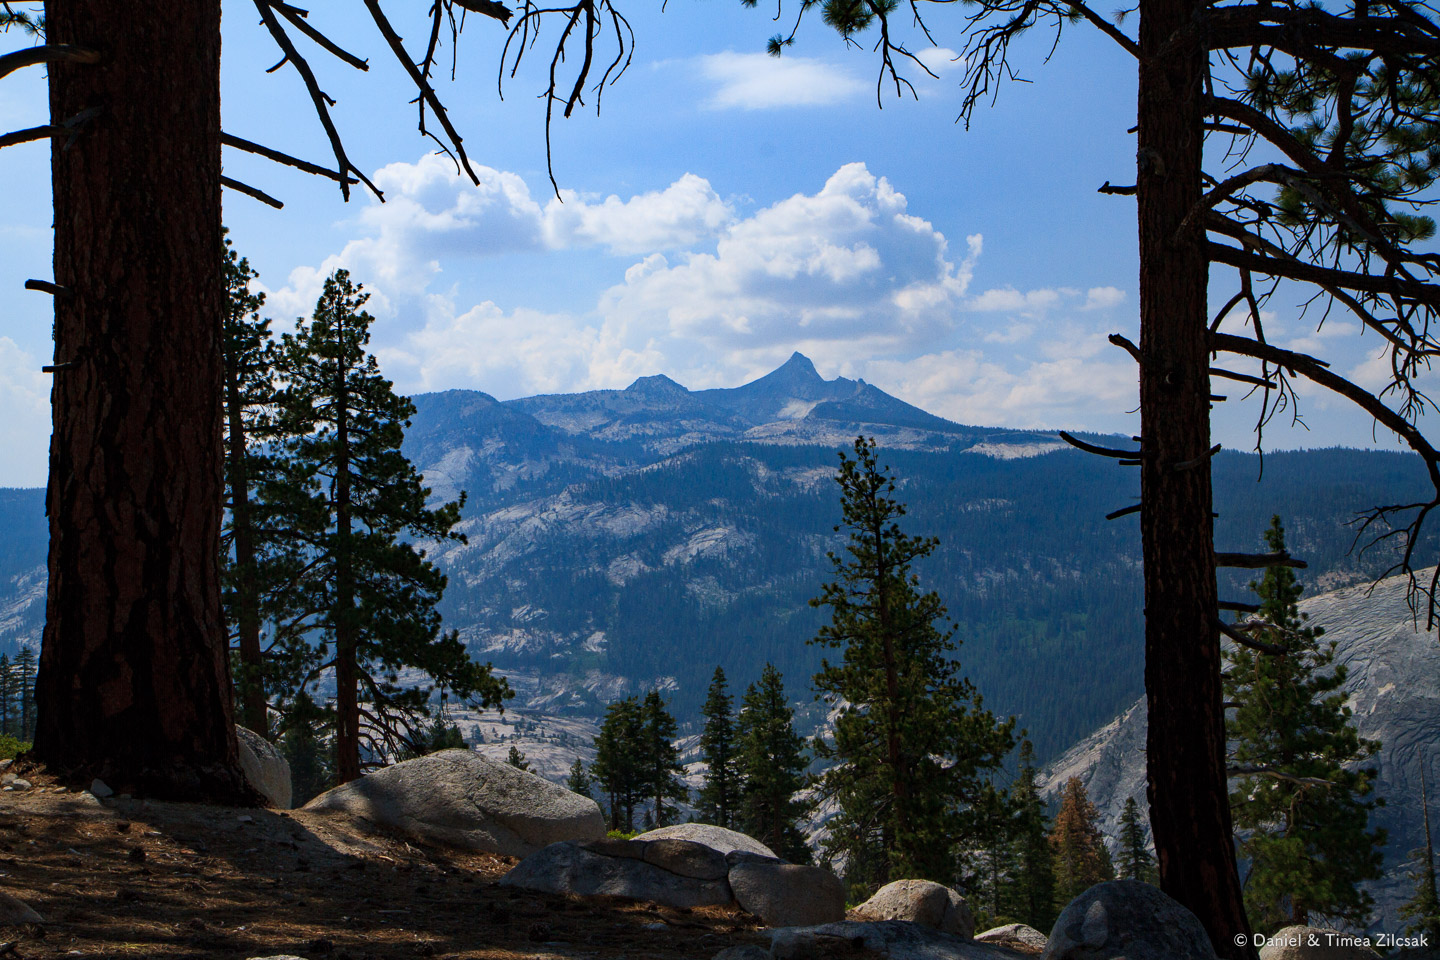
[0,337,50,487]
[698,51,867,109]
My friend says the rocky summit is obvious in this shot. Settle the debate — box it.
[1037,568,1440,933]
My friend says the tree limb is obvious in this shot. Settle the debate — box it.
[221,132,359,186]
[222,176,285,209]
[0,44,99,82]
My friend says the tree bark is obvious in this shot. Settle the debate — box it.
[34,0,254,802]
[1137,0,1256,953]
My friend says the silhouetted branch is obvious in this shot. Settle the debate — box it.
[221,132,359,186]
[0,44,98,82]
[1215,551,1307,569]
[222,176,285,209]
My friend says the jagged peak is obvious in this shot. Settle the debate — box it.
[624,373,690,397]
[775,352,821,381]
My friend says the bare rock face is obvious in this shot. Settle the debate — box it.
[303,749,604,856]
[728,859,846,928]
[635,823,779,859]
[1041,880,1216,960]
[1257,926,1382,960]
[500,841,732,908]
[236,726,292,810]
[852,879,975,938]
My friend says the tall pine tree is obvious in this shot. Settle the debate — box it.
[566,757,595,800]
[811,436,1014,891]
[594,695,646,831]
[1003,739,1057,931]
[1116,796,1157,883]
[272,270,510,781]
[736,664,811,864]
[1400,764,1440,942]
[641,690,688,827]
[1224,516,1385,932]
[696,666,741,829]
[1050,777,1115,907]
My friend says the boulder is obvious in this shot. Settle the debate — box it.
[1258,926,1382,959]
[303,749,604,856]
[729,859,846,927]
[236,726,292,809]
[0,889,44,924]
[636,823,778,859]
[500,841,732,908]
[642,838,729,880]
[771,920,1023,959]
[1042,880,1216,960]
[976,924,1048,953]
[853,879,975,938]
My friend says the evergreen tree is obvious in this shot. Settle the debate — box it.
[566,757,595,799]
[641,690,688,827]
[279,690,335,807]
[400,716,466,759]
[735,664,811,864]
[1224,516,1385,932]
[810,436,1014,891]
[696,666,741,829]
[12,647,36,742]
[272,270,510,781]
[593,695,646,831]
[1400,764,1440,942]
[968,782,1019,925]
[0,654,11,738]
[1003,739,1057,931]
[219,233,290,736]
[506,745,530,771]
[1116,796,1156,883]
[1050,777,1115,906]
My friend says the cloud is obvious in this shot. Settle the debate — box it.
[0,337,49,487]
[546,174,733,255]
[698,51,867,109]
[914,47,962,76]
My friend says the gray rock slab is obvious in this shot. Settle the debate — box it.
[976,924,1048,952]
[1042,880,1216,960]
[713,947,770,960]
[853,879,975,938]
[302,749,604,857]
[0,889,44,924]
[236,726,292,810]
[772,920,1025,959]
[642,838,729,880]
[729,860,846,927]
[636,823,779,859]
[501,840,732,908]
[1258,926,1382,959]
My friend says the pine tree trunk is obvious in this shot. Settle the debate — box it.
[33,0,252,802]
[225,367,268,736]
[1136,0,1254,953]
[334,364,362,783]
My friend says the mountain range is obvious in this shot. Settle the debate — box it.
[1,353,1437,763]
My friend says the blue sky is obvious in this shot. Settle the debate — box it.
[0,1,1424,487]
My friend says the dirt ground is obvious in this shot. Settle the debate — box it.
[0,765,779,960]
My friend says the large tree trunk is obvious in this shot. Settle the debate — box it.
[34,0,254,803]
[1136,0,1255,954]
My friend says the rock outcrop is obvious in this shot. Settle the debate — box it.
[236,726,292,809]
[302,749,604,856]
[852,880,975,938]
[1038,569,1440,932]
[635,823,778,858]
[1041,880,1216,960]
[770,920,1020,959]
[975,923,1048,953]
[0,889,43,924]
[502,829,845,927]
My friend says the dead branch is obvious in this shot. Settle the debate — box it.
[1215,551,1307,569]
[0,44,98,82]
[221,132,358,186]
[0,124,58,150]
[1217,618,1289,655]
[1227,764,1334,788]
[269,2,372,71]
[222,176,285,209]
[1059,430,1142,459]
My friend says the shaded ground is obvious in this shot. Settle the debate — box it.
[0,766,775,960]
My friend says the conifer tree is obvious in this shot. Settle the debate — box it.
[1224,516,1385,932]
[736,664,811,864]
[12,647,36,741]
[1117,796,1157,883]
[0,654,11,738]
[1050,777,1115,906]
[566,757,595,799]
[279,690,335,807]
[641,690,688,827]
[811,436,1014,891]
[697,666,741,829]
[271,270,510,781]
[594,695,646,831]
[1401,764,1440,942]
[1003,739,1058,931]
[506,745,530,771]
